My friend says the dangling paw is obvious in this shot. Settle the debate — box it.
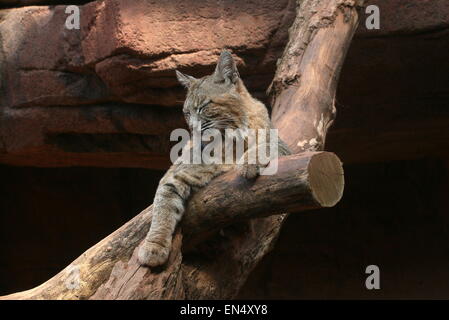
[238,163,260,180]
[138,240,170,267]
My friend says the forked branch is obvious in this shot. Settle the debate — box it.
[0,0,364,300]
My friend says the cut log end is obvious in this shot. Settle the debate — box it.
[308,152,344,208]
[0,0,360,300]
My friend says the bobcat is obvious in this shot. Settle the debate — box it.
[138,50,290,267]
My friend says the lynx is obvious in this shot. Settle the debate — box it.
[138,50,290,267]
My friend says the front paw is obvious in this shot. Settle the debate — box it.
[238,164,260,180]
[138,241,170,267]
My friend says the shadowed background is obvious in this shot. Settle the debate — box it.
[0,0,448,298]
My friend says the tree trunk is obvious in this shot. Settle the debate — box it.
[0,0,363,300]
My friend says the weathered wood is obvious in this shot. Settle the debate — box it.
[269,0,364,154]
[0,0,363,300]
[183,152,344,247]
[0,151,343,300]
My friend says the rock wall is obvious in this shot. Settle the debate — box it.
[0,0,449,298]
[0,0,448,167]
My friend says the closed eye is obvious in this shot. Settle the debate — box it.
[198,100,211,114]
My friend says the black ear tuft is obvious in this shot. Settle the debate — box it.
[176,70,196,88]
[213,50,240,84]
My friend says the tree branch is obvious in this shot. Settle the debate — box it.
[0,151,343,299]
[0,0,363,300]
[269,0,365,153]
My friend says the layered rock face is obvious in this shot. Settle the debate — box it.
[1,0,449,299]
[0,0,295,167]
[1,0,448,168]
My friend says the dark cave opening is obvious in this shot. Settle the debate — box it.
[0,166,164,295]
[1,158,448,298]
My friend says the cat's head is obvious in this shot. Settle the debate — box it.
[175,50,248,133]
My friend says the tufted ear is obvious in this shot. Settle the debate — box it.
[176,70,196,88]
[213,50,240,84]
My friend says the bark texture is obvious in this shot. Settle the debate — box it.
[0,151,343,299]
[269,0,364,153]
[0,0,363,300]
